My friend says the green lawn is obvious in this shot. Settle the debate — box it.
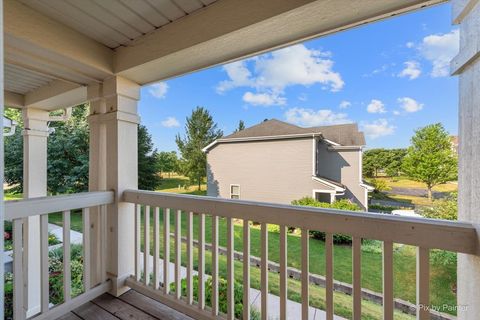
[139,210,456,318]
[14,175,456,318]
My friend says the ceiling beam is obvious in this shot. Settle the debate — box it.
[5,0,114,85]
[24,80,87,111]
[5,90,25,108]
[114,0,445,85]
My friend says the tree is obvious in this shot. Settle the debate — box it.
[402,123,457,200]
[138,124,161,190]
[157,151,178,177]
[363,148,406,178]
[4,108,23,191]
[384,149,407,178]
[47,105,90,194]
[234,120,245,133]
[176,107,223,190]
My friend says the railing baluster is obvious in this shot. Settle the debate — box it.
[198,213,206,310]
[13,219,26,320]
[416,247,430,320]
[243,220,251,320]
[144,205,150,286]
[211,215,219,314]
[383,241,394,320]
[100,205,107,283]
[163,208,170,294]
[135,204,141,282]
[227,217,234,320]
[302,228,309,320]
[261,222,268,320]
[82,208,91,292]
[279,225,287,320]
[63,210,71,302]
[154,207,160,290]
[187,212,194,305]
[352,236,361,320]
[175,209,181,299]
[325,233,334,320]
[40,214,49,312]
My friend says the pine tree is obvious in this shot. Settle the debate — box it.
[138,124,161,190]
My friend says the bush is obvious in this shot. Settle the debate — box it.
[291,197,361,244]
[369,179,391,193]
[419,192,457,220]
[171,275,260,319]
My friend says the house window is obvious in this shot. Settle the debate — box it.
[315,191,332,203]
[230,185,240,199]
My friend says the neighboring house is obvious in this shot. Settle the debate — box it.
[204,119,373,210]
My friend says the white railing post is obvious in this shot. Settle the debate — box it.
[89,76,140,296]
[22,107,50,317]
[452,1,480,319]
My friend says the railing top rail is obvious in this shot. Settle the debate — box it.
[5,191,115,220]
[124,189,478,255]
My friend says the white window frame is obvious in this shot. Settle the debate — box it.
[312,189,335,203]
[230,184,241,199]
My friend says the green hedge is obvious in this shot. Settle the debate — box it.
[291,197,361,244]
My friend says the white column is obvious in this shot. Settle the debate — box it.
[22,108,50,317]
[87,83,108,288]
[452,1,480,319]
[88,76,140,295]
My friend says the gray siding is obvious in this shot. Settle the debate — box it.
[207,138,335,205]
[316,141,367,210]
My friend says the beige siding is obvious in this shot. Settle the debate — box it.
[316,142,367,209]
[207,138,334,205]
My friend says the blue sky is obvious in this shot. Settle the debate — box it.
[138,3,458,152]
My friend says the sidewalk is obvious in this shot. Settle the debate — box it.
[140,252,346,320]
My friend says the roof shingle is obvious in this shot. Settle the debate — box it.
[223,119,365,146]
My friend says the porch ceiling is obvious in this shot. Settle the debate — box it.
[4,0,446,111]
[18,0,219,49]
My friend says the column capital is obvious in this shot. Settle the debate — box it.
[88,110,140,125]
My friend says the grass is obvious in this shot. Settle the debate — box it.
[370,176,458,193]
[139,210,456,318]
[15,176,456,318]
[161,234,415,320]
[157,173,207,195]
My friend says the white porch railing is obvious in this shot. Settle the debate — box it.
[123,189,478,320]
[5,191,114,320]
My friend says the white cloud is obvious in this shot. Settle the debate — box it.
[367,99,386,114]
[161,117,180,128]
[419,29,459,77]
[216,44,344,104]
[148,82,169,99]
[393,110,401,116]
[361,119,395,139]
[398,61,421,80]
[406,42,415,48]
[242,91,286,106]
[284,107,351,127]
[339,100,351,109]
[398,97,424,113]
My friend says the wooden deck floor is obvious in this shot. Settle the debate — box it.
[56,290,194,320]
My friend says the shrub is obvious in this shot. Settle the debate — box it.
[170,275,260,319]
[291,197,361,244]
[369,179,391,193]
[419,192,457,220]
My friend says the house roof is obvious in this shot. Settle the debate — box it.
[216,119,365,147]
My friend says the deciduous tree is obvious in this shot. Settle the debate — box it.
[402,123,457,199]
[176,107,223,190]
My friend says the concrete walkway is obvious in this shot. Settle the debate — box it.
[140,252,345,320]
[48,223,83,250]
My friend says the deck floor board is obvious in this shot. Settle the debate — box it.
[57,291,192,320]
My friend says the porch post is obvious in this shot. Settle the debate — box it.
[22,108,50,317]
[452,1,480,318]
[89,76,140,295]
